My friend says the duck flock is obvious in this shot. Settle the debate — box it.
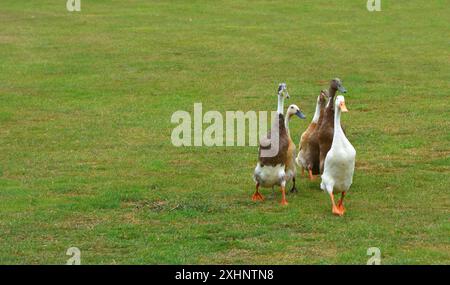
[253,78,356,216]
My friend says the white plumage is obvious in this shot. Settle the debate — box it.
[320,95,356,216]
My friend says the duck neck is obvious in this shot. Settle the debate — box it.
[312,96,321,123]
[284,114,291,137]
[277,94,284,115]
[328,87,337,110]
[333,105,344,141]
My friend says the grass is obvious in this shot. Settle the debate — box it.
[0,0,449,264]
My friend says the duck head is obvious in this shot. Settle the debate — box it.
[330,78,347,93]
[319,89,329,107]
[286,104,306,119]
[277,83,290,99]
[335,95,348,112]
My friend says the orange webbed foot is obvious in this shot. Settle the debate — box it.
[332,206,344,216]
[337,203,346,215]
[309,175,319,181]
[281,199,288,206]
[252,192,264,201]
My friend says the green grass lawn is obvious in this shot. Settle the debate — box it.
[0,0,449,264]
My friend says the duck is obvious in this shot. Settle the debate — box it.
[318,78,347,173]
[253,83,305,205]
[295,89,329,180]
[284,103,306,194]
[320,95,356,216]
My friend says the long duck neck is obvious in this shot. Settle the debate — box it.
[284,115,291,138]
[277,94,284,115]
[312,96,321,123]
[333,104,344,141]
[317,99,327,126]
[276,94,287,138]
[327,87,337,110]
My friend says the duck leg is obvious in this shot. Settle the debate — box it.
[319,154,326,174]
[329,192,343,216]
[289,177,298,193]
[280,182,288,206]
[252,182,264,201]
[301,167,305,177]
[308,169,318,181]
[337,192,346,214]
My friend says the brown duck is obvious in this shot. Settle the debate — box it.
[295,89,329,180]
[318,78,347,173]
[253,83,306,205]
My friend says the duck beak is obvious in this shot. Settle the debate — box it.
[285,91,290,99]
[340,102,348,112]
[338,85,347,93]
[295,110,306,119]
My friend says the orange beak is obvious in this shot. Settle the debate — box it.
[340,101,348,112]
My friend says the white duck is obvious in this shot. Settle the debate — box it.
[320,95,356,216]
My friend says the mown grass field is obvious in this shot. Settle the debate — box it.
[0,0,449,264]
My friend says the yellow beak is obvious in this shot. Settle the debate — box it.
[340,102,348,112]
